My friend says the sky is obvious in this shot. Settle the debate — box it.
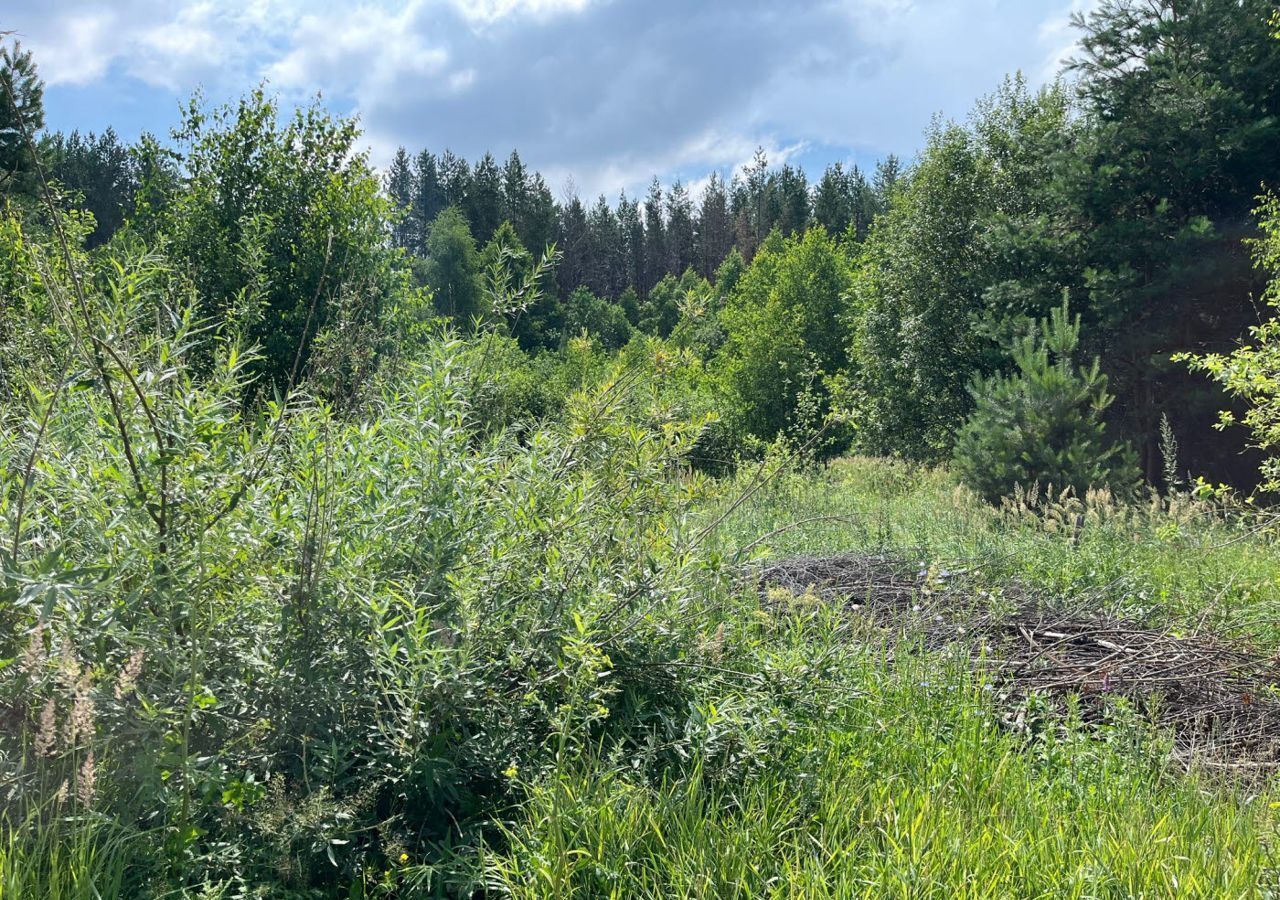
[6,0,1095,200]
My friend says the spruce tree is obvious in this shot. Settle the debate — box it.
[813,163,853,236]
[385,147,416,250]
[695,172,732,278]
[666,180,696,276]
[411,151,446,252]
[467,152,503,244]
[642,178,666,294]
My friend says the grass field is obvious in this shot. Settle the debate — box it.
[486,457,1280,899]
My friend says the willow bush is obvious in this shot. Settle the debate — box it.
[0,204,736,896]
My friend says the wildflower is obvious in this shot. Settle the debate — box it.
[503,763,519,779]
[399,853,409,864]
[115,648,145,699]
[77,750,97,807]
[35,698,57,757]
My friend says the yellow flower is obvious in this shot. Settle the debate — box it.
[399,852,409,863]
[503,764,519,779]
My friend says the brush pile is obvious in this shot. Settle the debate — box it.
[753,554,1280,768]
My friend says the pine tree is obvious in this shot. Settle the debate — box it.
[617,191,645,295]
[522,172,558,257]
[556,193,589,297]
[873,154,902,205]
[385,147,416,250]
[411,150,446,252]
[954,300,1136,503]
[771,163,810,236]
[813,163,853,236]
[43,128,138,246]
[502,150,530,241]
[439,149,471,212]
[642,178,667,294]
[467,152,503,244]
[585,194,622,297]
[0,41,45,193]
[695,171,732,278]
[849,164,879,241]
[744,148,771,247]
[666,179,696,277]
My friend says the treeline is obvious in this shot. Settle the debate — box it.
[383,144,898,296]
[379,0,1280,489]
[6,0,1280,492]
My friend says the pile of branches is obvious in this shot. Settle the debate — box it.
[752,554,1280,768]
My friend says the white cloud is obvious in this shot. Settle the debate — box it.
[446,0,599,25]
[20,9,114,85]
[13,0,1096,198]
[265,3,450,97]
[13,0,282,89]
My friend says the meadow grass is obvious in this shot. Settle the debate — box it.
[489,616,1280,898]
[486,457,1280,899]
[708,456,1280,650]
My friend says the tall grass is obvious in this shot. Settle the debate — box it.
[0,812,129,900]
[487,606,1279,898]
[706,456,1280,648]
[482,458,1280,899]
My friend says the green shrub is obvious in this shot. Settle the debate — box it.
[0,211,726,895]
[953,300,1137,503]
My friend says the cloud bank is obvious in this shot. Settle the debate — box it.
[6,0,1094,197]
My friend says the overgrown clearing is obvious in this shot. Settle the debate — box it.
[7,3,1280,896]
[487,461,1280,898]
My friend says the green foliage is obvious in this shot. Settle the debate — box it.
[638,269,708,339]
[422,205,482,323]
[0,210,724,894]
[1071,0,1280,221]
[146,88,404,391]
[852,78,1075,460]
[561,286,632,349]
[1184,194,1280,492]
[719,227,853,455]
[954,300,1137,503]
